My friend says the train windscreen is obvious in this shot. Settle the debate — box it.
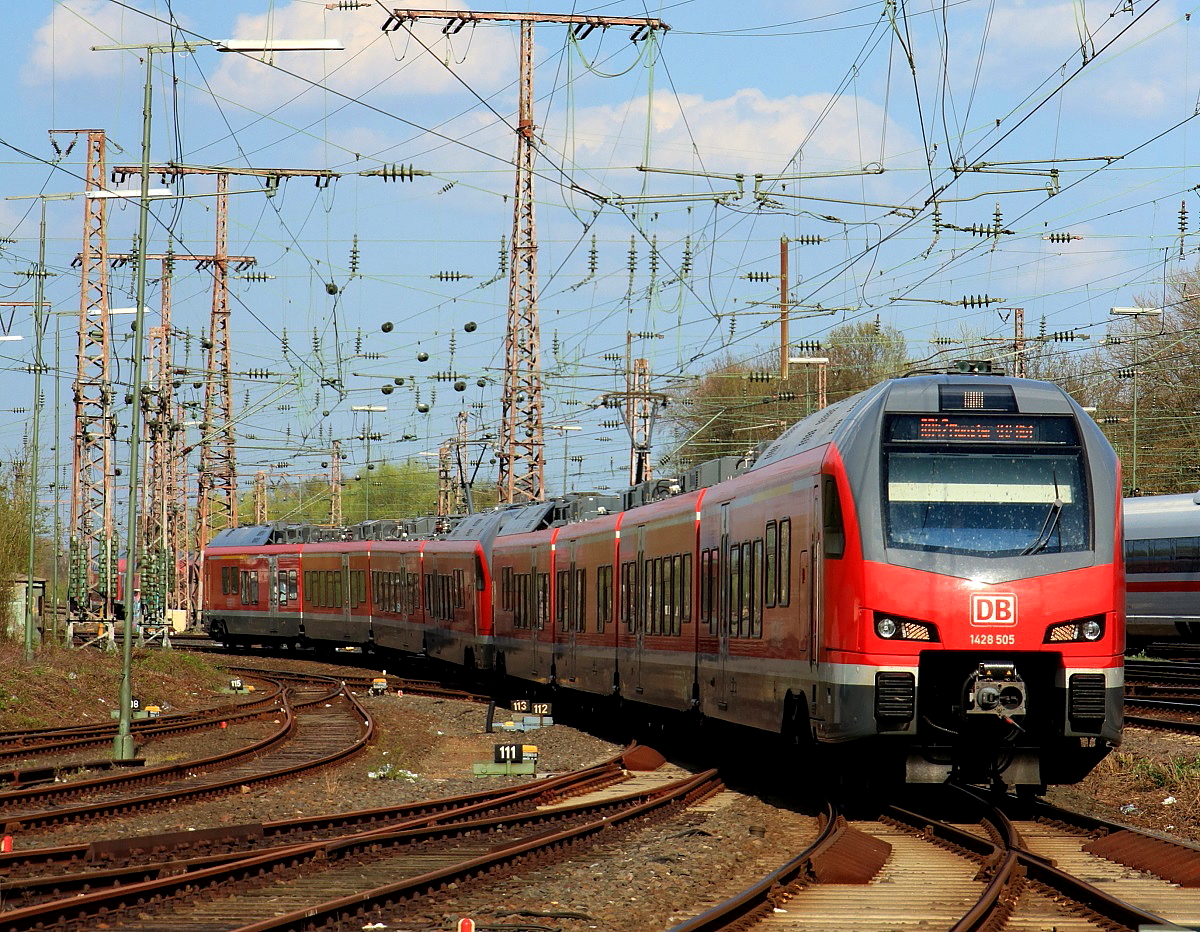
[882,414,1089,556]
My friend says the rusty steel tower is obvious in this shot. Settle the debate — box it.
[60,129,118,622]
[382,9,668,503]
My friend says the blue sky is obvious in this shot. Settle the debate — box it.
[1,0,1197,509]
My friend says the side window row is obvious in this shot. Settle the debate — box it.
[699,517,791,638]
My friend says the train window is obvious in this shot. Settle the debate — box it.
[556,570,569,630]
[628,558,638,633]
[883,446,1088,556]
[597,564,612,632]
[729,544,742,638]
[680,553,692,628]
[779,520,792,607]
[288,569,298,603]
[221,566,229,596]
[648,557,659,635]
[538,573,550,629]
[454,569,465,609]
[765,522,778,608]
[1178,538,1200,572]
[354,570,367,608]
[751,539,764,638]
[700,550,713,634]
[574,569,586,632]
[663,557,671,634]
[739,542,748,638]
[278,572,288,606]
[823,477,845,558]
[669,556,677,633]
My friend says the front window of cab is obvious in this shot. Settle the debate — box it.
[883,413,1090,557]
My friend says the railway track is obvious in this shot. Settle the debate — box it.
[0,679,284,767]
[0,753,720,930]
[670,786,1200,930]
[0,674,371,832]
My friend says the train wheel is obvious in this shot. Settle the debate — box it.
[211,621,228,647]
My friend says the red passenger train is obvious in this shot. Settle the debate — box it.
[204,373,1124,791]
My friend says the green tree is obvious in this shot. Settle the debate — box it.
[0,458,34,639]
[663,319,909,470]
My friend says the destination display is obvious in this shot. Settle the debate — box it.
[887,414,1077,444]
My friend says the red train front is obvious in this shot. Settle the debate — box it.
[746,373,1124,789]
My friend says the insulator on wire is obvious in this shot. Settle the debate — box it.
[367,163,424,182]
[1042,232,1080,244]
[744,271,772,282]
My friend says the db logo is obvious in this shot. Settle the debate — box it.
[971,593,1017,626]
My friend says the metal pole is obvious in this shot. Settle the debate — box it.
[53,313,61,643]
[1132,332,1139,493]
[779,236,789,379]
[24,203,49,661]
[115,47,155,761]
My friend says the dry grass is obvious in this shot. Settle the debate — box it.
[0,639,229,731]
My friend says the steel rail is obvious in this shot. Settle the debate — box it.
[0,767,720,931]
[0,682,371,831]
[665,800,841,932]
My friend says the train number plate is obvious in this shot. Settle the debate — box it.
[970,593,1017,626]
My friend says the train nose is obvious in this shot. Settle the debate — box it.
[967,661,1027,717]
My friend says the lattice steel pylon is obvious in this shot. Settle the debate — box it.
[63,129,117,622]
[199,172,238,544]
[109,163,335,555]
[381,10,668,504]
[139,253,175,624]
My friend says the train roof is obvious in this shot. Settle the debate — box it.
[207,526,275,548]
[1124,492,1200,539]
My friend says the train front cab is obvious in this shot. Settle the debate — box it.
[815,377,1123,790]
[422,539,492,672]
[203,528,302,648]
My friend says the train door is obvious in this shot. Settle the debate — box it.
[631,526,647,694]
[563,540,579,684]
[340,552,353,641]
[807,478,824,668]
[717,503,732,711]
[806,478,826,730]
[529,545,547,681]
[267,556,280,637]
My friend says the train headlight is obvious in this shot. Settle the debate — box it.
[873,612,938,642]
[1044,616,1105,643]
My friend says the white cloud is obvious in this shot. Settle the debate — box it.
[566,88,921,184]
[22,1,173,85]
[206,2,516,112]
